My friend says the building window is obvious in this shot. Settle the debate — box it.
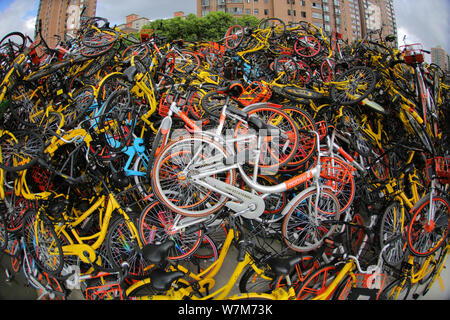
[312,12,322,19]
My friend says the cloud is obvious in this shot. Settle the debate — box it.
[0,0,38,39]
[394,0,450,52]
[96,0,196,26]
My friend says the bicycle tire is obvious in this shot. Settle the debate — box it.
[379,277,411,300]
[421,246,448,296]
[81,28,119,48]
[138,200,203,261]
[282,86,323,100]
[407,196,450,257]
[151,134,237,217]
[380,201,410,267]
[22,209,64,276]
[282,188,341,253]
[390,60,416,98]
[280,106,317,168]
[96,73,129,107]
[257,18,286,40]
[2,190,29,233]
[236,104,300,169]
[330,66,376,105]
[295,264,338,300]
[107,216,146,279]
[0,214,7,252]
[294,35,321,58]
[97,88,133,153]
[224,25,244,50]
[0,130,43,172]
[274,55,299,84]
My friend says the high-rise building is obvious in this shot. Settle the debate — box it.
[431,46,449,72]
[197,0,397,44]
[36,0,97,48]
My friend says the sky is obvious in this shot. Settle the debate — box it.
[0,0,448,54]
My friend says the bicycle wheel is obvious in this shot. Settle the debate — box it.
[407,196,450,257]
[82,28,119,48]
[121,43,149,63]
[390,60,416,97]
[96,73,129,108]
[132,155,152,199]
[151,134,237,217]
[0,214,7,252]
[138,200,203,261]
[282,86,323,100]
[421,246,448,296]
[282,188,341,253]
[380,202,410,266]
[305,157,356,213]
[107,216,146,279]
[295,264,338,300]
[170,50,200,73]
[294,35,321,58]
[280,106,317,168]
[0,130,43,172]
[63,86,95,129]
[200,91,243,120]
[97,89,133,152]
[22,209,64,276]
[321,59,336,83]
[239,255,320,294]
[379,277,411,300]
[241,51,270,81]
[330,66,376,105]
[0,32,26,55]
[225,25,244,50]
[2,190,29,233]
[258,18,286,40]
[274,55,298,84]
[236,104,299,169]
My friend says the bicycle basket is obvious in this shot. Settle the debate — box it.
[316,121,328,141]
[238,81,272,106]
[320,156,356,185]
[140,29,153,43]
[336,273,386,300]
[85,283,123,300]
[425,157,450,185]
[400,43,424,64]
[158,92,188,117]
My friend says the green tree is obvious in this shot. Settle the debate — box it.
[141,12,260,43]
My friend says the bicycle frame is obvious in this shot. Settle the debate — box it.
[54,191,142,265]
[126,226,294,300]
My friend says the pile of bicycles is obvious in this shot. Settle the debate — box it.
[0,15,449,300]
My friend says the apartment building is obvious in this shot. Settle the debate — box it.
[431,46,449,72]
[36,0,97,47]
[197,0,397,44]
[117,14,151,33]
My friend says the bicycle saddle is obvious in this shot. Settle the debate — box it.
[216,80,244,98]
[141,240,175,265]
[148,268,184,291]
[247,116,280,136]
[123,65,137,82]
[266,256,304,276]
